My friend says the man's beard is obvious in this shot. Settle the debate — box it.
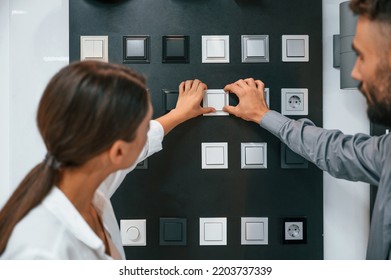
[360,63,391,127]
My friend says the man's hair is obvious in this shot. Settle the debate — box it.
[350,0,391,22]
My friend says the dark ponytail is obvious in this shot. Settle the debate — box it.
[0,61,149,255]
[0,163,58,254]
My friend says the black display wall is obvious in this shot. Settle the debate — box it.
[70,0,323,259]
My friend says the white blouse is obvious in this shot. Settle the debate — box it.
[1,120,164,260]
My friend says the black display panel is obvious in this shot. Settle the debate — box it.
[70,0,323,259]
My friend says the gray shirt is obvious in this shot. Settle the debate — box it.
[260,110,391,260]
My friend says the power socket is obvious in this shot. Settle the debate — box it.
[281,88,308,115]
[282,217,307,244]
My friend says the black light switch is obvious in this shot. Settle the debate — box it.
[160,218,187,246]
[281,143,308,169]
[162,36,189,63]
[162,89,179,112]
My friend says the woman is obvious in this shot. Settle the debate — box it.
[0,61,214,259]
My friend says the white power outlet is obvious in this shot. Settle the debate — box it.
[283,217,307,244]
[285,222,303,240]
[281,88,308,115]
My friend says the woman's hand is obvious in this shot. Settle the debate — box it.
[171,79,215,121]
[155,79,215,135]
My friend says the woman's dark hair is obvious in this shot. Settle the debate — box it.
[350,0,391,22]
[0,61,149,254]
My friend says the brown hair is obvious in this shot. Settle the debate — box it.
[0,61,149,254]
[350,0,391,21]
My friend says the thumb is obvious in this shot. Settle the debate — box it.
[223,105,238,116]
[201,107,216,114]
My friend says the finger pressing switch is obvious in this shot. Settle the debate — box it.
[203,89,229,116]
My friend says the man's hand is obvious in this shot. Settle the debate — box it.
[223,78,269,124]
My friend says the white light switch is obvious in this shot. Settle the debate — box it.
[200,218,227,246]
[241,143,267,169]
[80,36,108,62]
[242,35,269,63]
[202,35,230,63]
[241,217,268,245]
[282,35,309,62]
[202,143,228,169]
[120,219,146,246]
[203,89,229,116]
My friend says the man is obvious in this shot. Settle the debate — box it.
[223,0,391,260]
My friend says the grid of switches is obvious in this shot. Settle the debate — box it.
[120,217,268,246]
[80,35,309,63]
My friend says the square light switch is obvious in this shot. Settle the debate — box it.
[200,218,227,246]
[160,218,187,246]
[203,89,229,116]
[120,219,146,246]
[202,35,230,63]
[241,143,267,169]
[282,35,309,62]
[242,35,269,63]
[162,89,178,112]
[80,36,108,62]
[241,217,268,245]
[281,143,308,169]
[202,142,228,169]
[163,35,189,63]
[123,36,150,63]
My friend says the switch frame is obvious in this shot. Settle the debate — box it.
[241,217,268,245]
[241,35,269,63]
[203,89,229,116]
[282,35,309,62]
[201,142,228,169]
[241,143,267,169]
[120,219,147,246]
[199,217,227,246]
[80,36,108,62]
[202,35,230,63]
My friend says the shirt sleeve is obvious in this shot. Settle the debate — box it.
[99,120,164,198]
[260,110,383,185]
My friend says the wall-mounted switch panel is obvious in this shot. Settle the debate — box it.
[241,143,267,169]
[203,89,229,116]
[123,36,150,63]
[200,217,227,246]
[159,218,187,246]
[281,88,308,116]
[241,217,268,245]
[120,219,146,246]
[80,36,108,62]
[282,217,307,244]
[241,35,269,63]
[202,35,230,63]
[202,142,228,169]
[282,35,309,62]
[281,143,308,169]
[264,88,270,108]
[163,35,189,63]
[162,89,178,112]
